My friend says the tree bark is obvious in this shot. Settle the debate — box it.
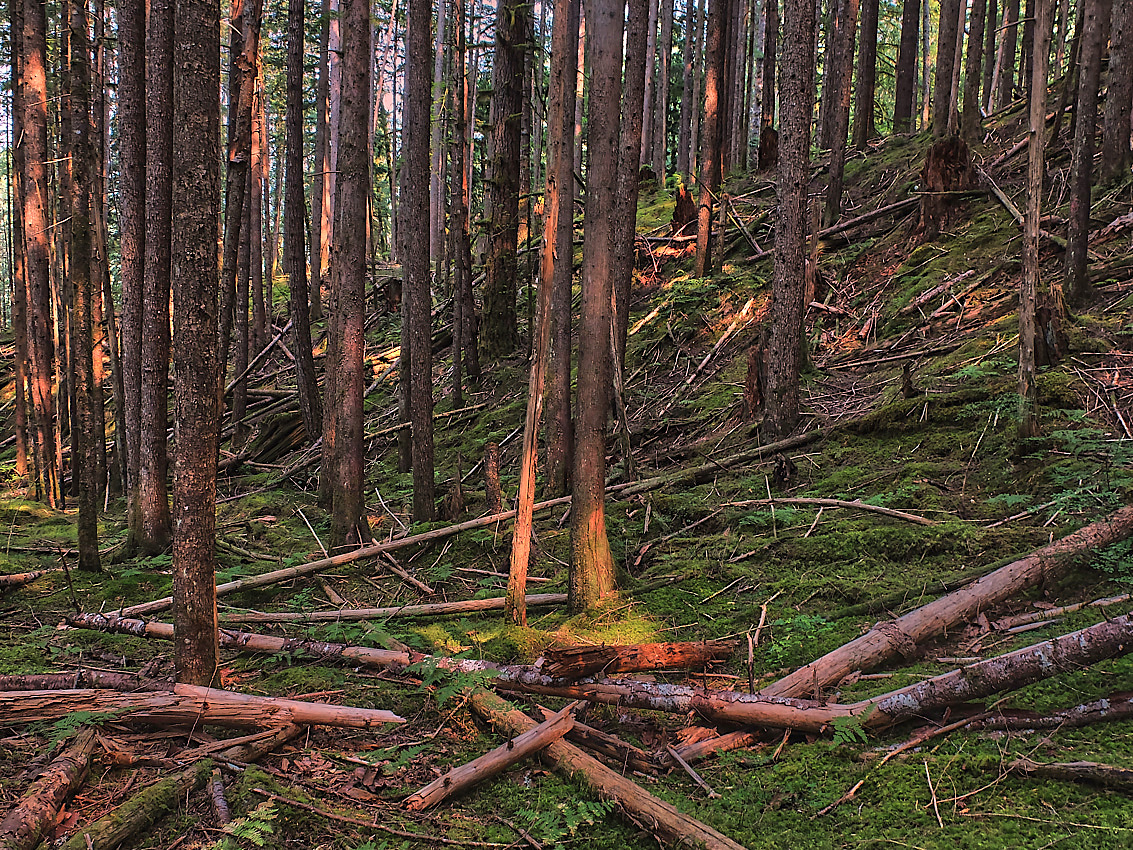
[219,594,568,624]
[1065,0,1111,303]
[677,0,699,178]
[571,0,623,612]
[310,0,331,322]
[694,0,729,278]
[1018,0,1051,438]
[539,640,737,679]
[9,0,29,482]
[822,0,860,226]
[430,0,450,268]
[1101,0,1133,179]
[757,0,777,169]
[982,0,998,112]
[760,504,1133,699]
[654,0,675,180]
[764,0,814,436]
[0,729,95,850]
[851,0,879,148]
[405,703,576,810]
[285,0,323,451]
[171,0,221,687]
[641,0,659,166]
[933,0,962,135]
[961,0,989,141]
[993,0,1020,107]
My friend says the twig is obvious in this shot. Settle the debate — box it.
[753,591,781,647]
[666,745,721,798]
[296,508,328,558]
[924,761,943,828]
[726,497,937,526]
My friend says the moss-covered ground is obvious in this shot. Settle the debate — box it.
[2,97,1133,849]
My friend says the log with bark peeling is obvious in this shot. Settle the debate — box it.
[0,729,96,850]
[56,724,302,850]
[469,691,748,850]
[1008,757,1133,792]
[538,640,737,679]
[404,701,578,810]
[761,504,1133,699]
[0,684,403,730]
[970,693,1133,730]
[0,568,64,592]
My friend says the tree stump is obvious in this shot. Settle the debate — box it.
[918,135,974,241]
[672,185,697,234]
[758,125,779,171]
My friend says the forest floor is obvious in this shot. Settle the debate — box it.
[3,96,1133,849]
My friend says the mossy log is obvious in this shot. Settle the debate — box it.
[0,684,403,729]
[538,640,737,680]
[469,691,748,850]
[761,504,1133,699]
[1008,758,1133,792]
[0,729,95,850]
[56,724,301,850]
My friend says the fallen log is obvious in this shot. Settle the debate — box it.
[992,593,1131,630]
[0,729,96,850]
[967,692,1133,731]
[217,593,568,624]
[675,729,761,763]
[1008,757,1133,793]
[0,669,169,693]
[538,640,737,680]
[760,504,1133,699]
[0,684,403,730]
[0,568,64,592]
[536,706,660,773]
[725,497,937,526]
[404,702,578,811]
[469,690,747,850]
[57,724,301,850]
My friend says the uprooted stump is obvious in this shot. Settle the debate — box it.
[918,135,974,241]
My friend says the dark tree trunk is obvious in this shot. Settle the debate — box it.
[677,0,700,178]
[933,0,962,136]
[450,0,469,409]
[641,0,659,166]
[1019,0,1052,438]
[765,0,815,437]
[544,0,580,498]
[758,0,777,169]
[690,0,706,173]
[851,0,879,148]
[1020,0,1036,98]
[1101,0,1133,179]
[69,0,100,573]
[403,0,436,523]
[118,0,144,529]
[250,82,267,354]
[982,0,998,112]
[232,180,252,447]
[994,0,1020,108]
[571,0,623,612]
[482,0,527,358]
[171,0,221,687]
[137,0,173,554]
[613,0,651,369]
[285,0,323,453]
[694,0,729,278]
[9,0,29,481]
[822,0,860,226]
[962,0,989,140]
[21,0,62,507]
[1065,0,1112,303]
[310,0,331,324]
[654,0,675,180]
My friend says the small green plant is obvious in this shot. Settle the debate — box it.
[517,799,613,848]
[829,707,873,748]
[407,657,499,705]
[29,710,125,745]
[209,800,277,849]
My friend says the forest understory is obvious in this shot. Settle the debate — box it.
[2,88,1133,850]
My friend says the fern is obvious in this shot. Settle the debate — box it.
[210,800,277,849]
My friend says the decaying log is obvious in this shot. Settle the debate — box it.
[210,768,231,824]
[469,691,747,850]
[0,684,403,730]
[675,729,761,763]
[217,593,568,624]
[536,706,660,773]
[761,505,1133,699]
[57,725,301,850]
[0,670,168,693]
[0,729,96,850]
[968,693,1133,731]
[404,702,578,811]
[538,640,737,680]
[1008,757,1133,792]
[0,568,64,592]
[992,593,1132,631]
[725,497,936,526]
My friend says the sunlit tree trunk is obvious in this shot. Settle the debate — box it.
[310,0,331,322]
[641,0,658,165]
[171,0,221,688]
[694,0,729,278]
[9,0,29,481]
[654,0,675,180]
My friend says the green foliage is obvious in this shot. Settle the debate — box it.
[406,657,498,706]
[829,707,874,748]
[1094,540,1133,584]
[29,710,124,745]
[209,800,277,849]
[516,799,613,848]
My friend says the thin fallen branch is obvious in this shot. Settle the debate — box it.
[218,593,568,624]
[666,745,721,798]
[746,197,921,260]
[469,691,747,850]
[57,725,301,850]
[968,692,1133,730]
[1008,758,1133,792]
[0,729,96,850]
[725,497,937,526]
[759,505,1133,699]
[992,594,1131,630]
[404,702,578,811]
[0,684,403,730]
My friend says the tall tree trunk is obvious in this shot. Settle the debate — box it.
[171,0,221,687]
[118,0,144,529]
[544,0,580,498]
[571,0,622,613]
[1020,0,1036,98]
[1101,0,1133,180]
[920,0,931,127]
[430,0,450,270]
[1019,0,1052,439]
[9,3,29,481]
[331,0,378,542]
[677,0,700,178]
[962,0,989,140]
[758,0,776,163]
[69,0,100,573]
[310,0,331,323]
[482,0,527,358]
[821,0,859,226]
[851,0,879,148]
[641,0,659,166]
[982,0,998,112]
[765,0,815,437]
[694,0,729,278]
[654,0,675,181]
[251,81,267,354]
[613,0,650,369]
[690,0,706,173]
[994,0,1020,107]
[232,181,252,447]
[947,0,967,133]
[20,0,62,507]
[403,0,437,524]
[136,0,174,554]
[450,0,469,408]
[1065,0,1111,303]
[933,0,962,135]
